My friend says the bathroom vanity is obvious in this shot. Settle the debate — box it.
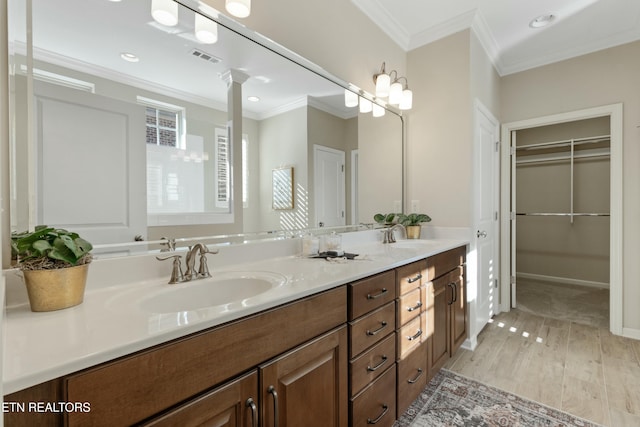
[3,234,468,426]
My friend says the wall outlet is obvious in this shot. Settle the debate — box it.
[411,200,420,212]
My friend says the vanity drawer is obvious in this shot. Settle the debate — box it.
[350,333,396,396]
[349,301,396,358]
[349,271,396,320]
[426,246,466,281]
[350,365,396,427]
[396,313,425,360]
[397,341,427,416]
[396,286,425,327]
[396,260,426,296]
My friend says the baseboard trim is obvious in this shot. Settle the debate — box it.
[622,328,640,341]
[516,272,609,289]
[461,336,477,351]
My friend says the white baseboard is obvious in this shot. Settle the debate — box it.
[461,336,477,351]
[622,328,640,341]
[516,272,609,289]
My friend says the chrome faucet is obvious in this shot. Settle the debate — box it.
[156,243,219,284]
[382,224,406,243]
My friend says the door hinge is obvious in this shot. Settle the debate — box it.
[341,164,344,172]
[510,211,515,221]
[341,211,345,218]
[494,279,499,288]
[510,146,516,156]
[494,211,498,221]
[510,275,516,285]
[495,141,500,152]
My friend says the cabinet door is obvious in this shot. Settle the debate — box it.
[450,268,467,353]
[260,326,348,427]
[142,371,258,427]
[427,278,450,375]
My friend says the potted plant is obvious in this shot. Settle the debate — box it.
[373,213,400,226]
[397,213,432,239]
[11,225,93,312]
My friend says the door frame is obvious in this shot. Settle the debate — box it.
[468,99,500,350]
[499,103,623,335]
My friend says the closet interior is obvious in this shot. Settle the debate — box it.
[514,117,610,329]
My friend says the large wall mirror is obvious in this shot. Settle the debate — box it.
[6,0,403,258]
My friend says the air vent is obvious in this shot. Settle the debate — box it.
[190,48,222,64]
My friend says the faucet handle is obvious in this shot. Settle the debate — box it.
[197,247,219,278]
[156,255,184,284]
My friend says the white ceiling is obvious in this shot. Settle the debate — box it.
[351,0,640,75]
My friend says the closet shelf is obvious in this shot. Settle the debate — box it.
[515,212,610,217]
[515,134,610,151]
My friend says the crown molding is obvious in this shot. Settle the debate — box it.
[350,0,411,50]
[408,9,476,51]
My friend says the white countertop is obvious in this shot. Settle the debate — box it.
[3,235,468,395]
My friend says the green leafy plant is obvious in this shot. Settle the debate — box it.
[11,225,93,270]
[373,213,400,225]
[397,213,431,226]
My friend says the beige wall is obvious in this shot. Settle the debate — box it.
[405,30,472,226]
[502,41,640,330]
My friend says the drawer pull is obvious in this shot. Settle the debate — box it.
[367,288,388,300]
[366,355,388,372]
[407,328,423,341]
[367,404,389,424]
[366,321,388,336]
[407,301,422,312]
[268,385,279,427]
[246,398,258,427]
[407,273,422,284]
[407,368,424,384]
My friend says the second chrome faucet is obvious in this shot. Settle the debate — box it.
[156,243,219,284]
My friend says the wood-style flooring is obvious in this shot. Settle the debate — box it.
[445,282,640,427]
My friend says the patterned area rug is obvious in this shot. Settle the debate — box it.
[394,369,603,427]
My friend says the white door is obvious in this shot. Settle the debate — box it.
[34,82,147,244]
[314,145,345,228]
[472,100,500,341]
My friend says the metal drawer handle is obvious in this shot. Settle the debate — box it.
[367,404,389,424]
[407,368,424,384]
[407,328,422,341]
[366,321,388,336]
[407,273,422,283]
[245,398,258,427]
[268,385,279,427]
[407,301,422,312]
[366,355,388,372]
[367,288,388,300]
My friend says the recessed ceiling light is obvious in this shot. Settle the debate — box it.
[529,14,555,28]
[120,52,140,62]
[247,96,260,102]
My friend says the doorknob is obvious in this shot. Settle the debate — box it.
[477,230,487,238]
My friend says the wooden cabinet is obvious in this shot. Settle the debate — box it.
[348,271,397,427]
[426,247,467,377]
[394,260,428,416]
[142,371,258,427]
[260,326,348,427]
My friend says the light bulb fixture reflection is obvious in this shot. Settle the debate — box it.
[225,0,251,18]
[344,89,359,108]
[372,103,385,117]
[151,0,178,26]
[195,14,218,44]
[399,88,413,110]
[359,97,372,113]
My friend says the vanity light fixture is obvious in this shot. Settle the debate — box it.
[373,61,412,110]
[359,97,372,113]
[151,0,178,27]
[195,13,218,44]
[529,14,555,28]
[344,89,359,108]
[225,0,251,18]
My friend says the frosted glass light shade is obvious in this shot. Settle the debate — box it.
[359,98,372,113]
[226,0,251,18]
[375,73,390,98]
[151,0,178,26]
[372,103,385,117]
[344,89,359,108]
[399,88,413,110]
[388,81,403,105]
[195,14,218,44]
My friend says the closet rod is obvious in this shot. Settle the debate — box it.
[515,213,610,217]
[516,150,610,165]
[516,134,610,151]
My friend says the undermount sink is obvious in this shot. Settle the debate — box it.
[389,240,436,248]
[139,271,287,313]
